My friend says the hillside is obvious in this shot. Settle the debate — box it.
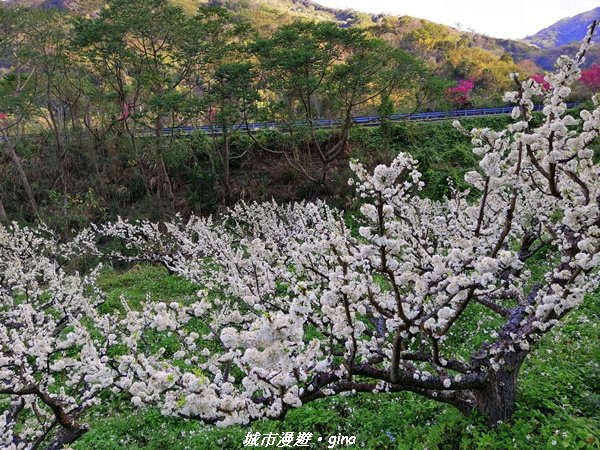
[4,0,363,25]
[6,0,599,69]
[524,6,600,49]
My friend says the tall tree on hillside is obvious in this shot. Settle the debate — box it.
[74,0,210,204]
[207,61,259,202]
[0,6,41,220]
[252,21,361,186]
[252,21,425,187]
[198,7,258,204]
[325,39,424,180]
[28,9,85,217]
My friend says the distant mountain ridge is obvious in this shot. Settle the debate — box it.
[4,0,600,70]
[524,7,600,49]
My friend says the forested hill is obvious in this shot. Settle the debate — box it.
[1,0,600,228]
[524,6,600,49]
[5,0,600,69]
[3,0,361,25]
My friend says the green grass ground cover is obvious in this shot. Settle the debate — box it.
[70,264,600,450]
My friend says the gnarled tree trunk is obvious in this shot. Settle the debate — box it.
[473,350,527,425]
[474,368,519,425]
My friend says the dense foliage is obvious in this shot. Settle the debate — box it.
[1,0,599,226]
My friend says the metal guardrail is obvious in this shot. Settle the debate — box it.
[0,103,582,141]
[161,103,580,136]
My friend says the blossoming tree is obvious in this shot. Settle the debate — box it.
[446,79,475,107]
[0,226,122,449]
[81,22,600,427]
[530,73,550,91]
[1,21,600,447]
[581,63,600,90]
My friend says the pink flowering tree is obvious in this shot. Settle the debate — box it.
[1,22,600,448]
[446,79,475,107]
[580,63,600,90]
[530,73,550,90]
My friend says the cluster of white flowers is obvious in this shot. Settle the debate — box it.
[0,225,125,448]
[2,22,600,441]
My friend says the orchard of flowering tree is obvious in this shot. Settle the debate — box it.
[1,19,600,450]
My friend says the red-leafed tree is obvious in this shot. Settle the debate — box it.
[530,73,550,90]
[580,64,600,90]
[446,79,475,107]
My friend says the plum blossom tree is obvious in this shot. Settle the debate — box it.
[0,226,122,449]
[79,22,600,427]
[1,22,600,448]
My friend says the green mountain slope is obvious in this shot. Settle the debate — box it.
[4,0,598,70]
[4,0,363,25]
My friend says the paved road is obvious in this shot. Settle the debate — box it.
[161,103,581,135]
[0,103,582,142]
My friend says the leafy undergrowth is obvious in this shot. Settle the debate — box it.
[73,265,600,450]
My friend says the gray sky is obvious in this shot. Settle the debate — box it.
[313,0,599,39]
